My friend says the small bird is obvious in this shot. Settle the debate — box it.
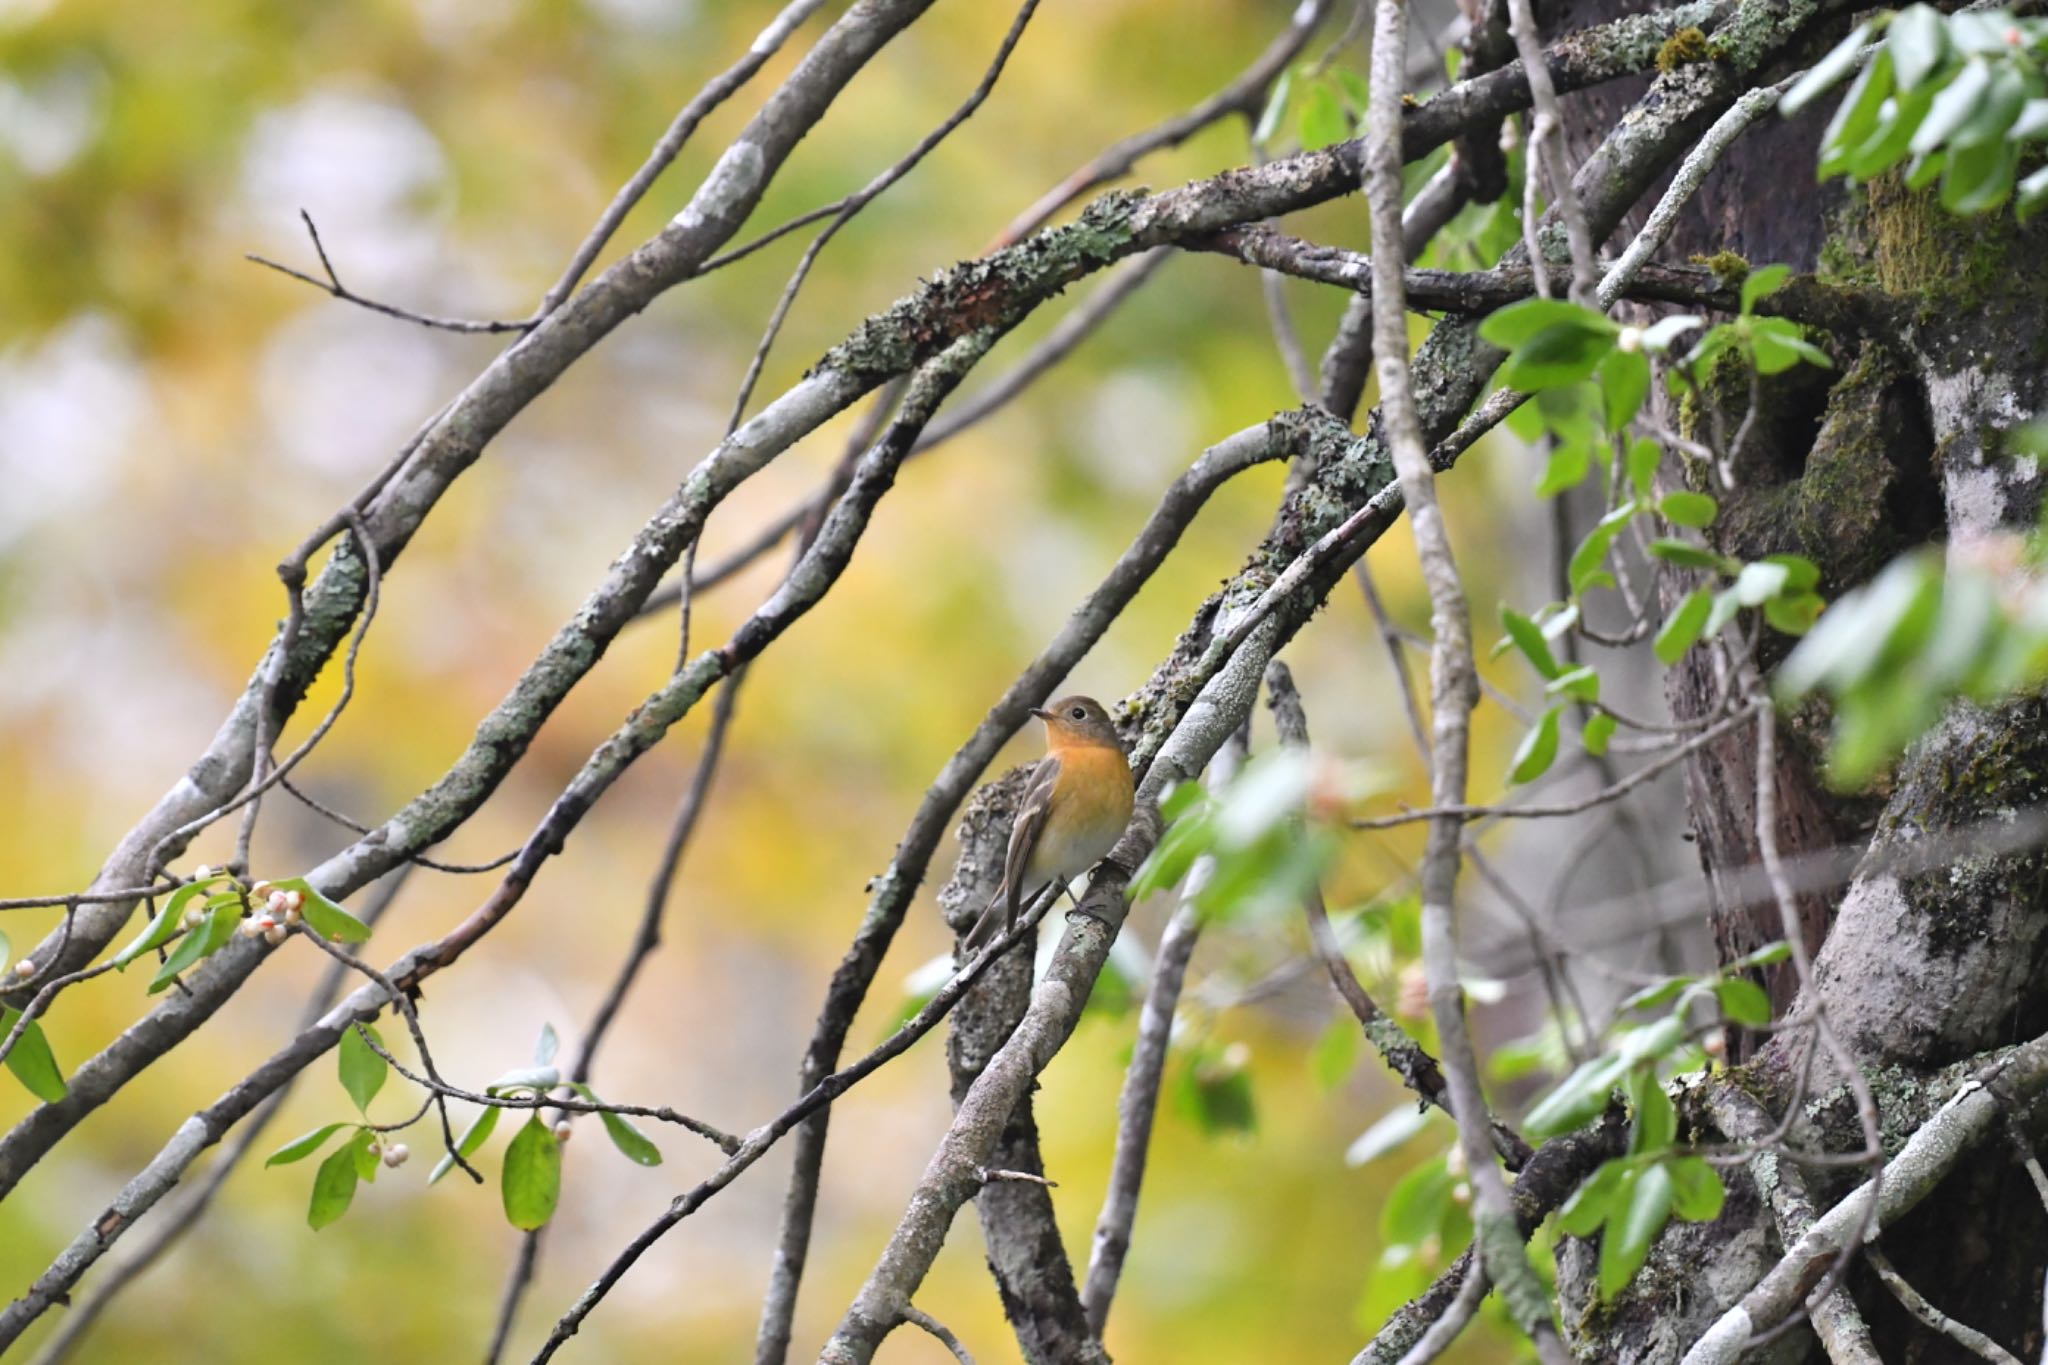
[961,695,1135,953]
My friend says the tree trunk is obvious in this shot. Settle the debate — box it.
[1546,2,2048,1357]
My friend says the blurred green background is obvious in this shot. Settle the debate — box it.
[0,0,1658,1359]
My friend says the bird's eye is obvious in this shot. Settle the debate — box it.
[1070,706,1086,721]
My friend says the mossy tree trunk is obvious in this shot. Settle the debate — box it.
[1547,2,2048,1359]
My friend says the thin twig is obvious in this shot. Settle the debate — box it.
[724,0,1043,432]
[1081,734,1244,1333]
[902,1305,976,1364]
[1869,1250,2024,1365]
[991,0,1336,247]
[1363,4,1561,1358]
[247,212,535,333]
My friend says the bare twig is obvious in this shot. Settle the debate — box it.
[1869,1250,2023,1365]
[247,212,534,333]
[1502,0,1596,306]
[902,1305,976,1364]
[1362,4,1560,1358]
[1081,734,1244,1334]
[991,0,1336,247]
[534,0,832,315]
[724,0,1043,430]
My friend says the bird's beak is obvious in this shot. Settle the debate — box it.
[1029,707,1054,721]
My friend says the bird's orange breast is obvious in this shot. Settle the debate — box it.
[1026,742,1134,886]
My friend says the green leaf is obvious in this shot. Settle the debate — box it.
[1525,1052,1628,1137]
[1954,63,2028,148]
[1510,706,1563,785]
[0,927,9,976]
[1639,315,1703,352]
[1749,317,1833,374]
[1298,79,1348,150]
[1627,1069,1677,1156]
[1844,81,1937,180]
[277,879,371,944]
[339,1024,389,1116]
[1887,5,1947,92]
[1380,1157,1454,1247]
[147,901,241,994]
[1765,591,1826,636]
[1667,1156,1727,1222]
[1601,1164,1674,1299]
[1479,297,1615,349]
[354,1129,383,1181]
[1500,323,1620,391]
[1501,607,1563,679]
[1569,503,1638,596]
[1182,1049,1258,1135]
[1252,67,1294,146]
[1582,711,1617,758]
[1,1006,66,1103]
[1738,264,1791,314]
[1704,587,1744,639]
[1655,590,1713,665]
[488,1064,562,1096]
[1346,1104,1433,1167]
[1626,437,1662,497]
[1598,347,1651,432]
[1913,58,1993,154]
[430,1104,502,1186]
[1733,560,1792,606]
[308,1134,364,1230]
[571,1083,663,1167]
[1535,439,1595,497]
[1617,976,1695,1016]
[1558,1159,1626,1237]
[113,883,209,969]
[1715,977,1773,1027]
[1547,665,1601,704]
[1818,50,1896,180]
[502,1116,564,1230]
[1764,554,1822,593]
[1722,941,1792,973]
[1940,137,2018,214]
[1780,21,1876,114]
[1658,492,1719,528]
[267,1122,349,1168]
[1311,1016,1361,1090]
[1648,538,1730,571]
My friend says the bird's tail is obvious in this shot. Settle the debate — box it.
[959,879,1012,954]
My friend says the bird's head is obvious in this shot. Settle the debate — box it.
[1031,695,1122,751]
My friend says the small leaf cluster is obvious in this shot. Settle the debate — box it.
[1524,945,1788,1298]
[113,872,369,992]
[1483,274,1831,784]
[1784,6,2048,217]
[1255,64,1370,153]
[1779,542,2048,787]
[1132,749,1348,926]
[0,869,372,1105]
[269,1022,661,1233]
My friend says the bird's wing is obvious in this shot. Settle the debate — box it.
[1001,753,1063,923]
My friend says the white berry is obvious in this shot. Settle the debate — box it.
[383,1143,409,1168]
[12,959,35,980]
[182,907,207,929]
[553,1121,572,1142]
[266,891,289,916]
[1617,325,1644,354]
[263,925,287,946]
[282,890,304,912]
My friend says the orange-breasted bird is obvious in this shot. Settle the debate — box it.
[961,695,1135,953]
